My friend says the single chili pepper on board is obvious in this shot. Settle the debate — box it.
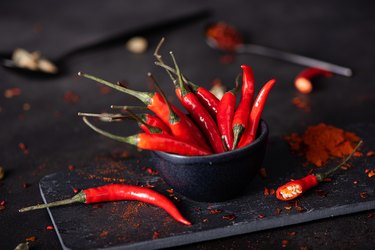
[217,82,240,150]
[276,140,363,201]
[78,72,207,149]
[19,184,191,225]
[81,116,211,156]
[238,79,276,148]
[170,52,224,153]
[232,64,255,150]
[294,67,332,94]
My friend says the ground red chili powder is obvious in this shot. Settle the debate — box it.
[285,123,361,167]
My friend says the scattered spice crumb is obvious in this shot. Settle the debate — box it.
[368,212,374,218]
[46,225,54,230]
[152,231,160,240]
[281,239,289,248]
[288,231,297,236]
[0,200,5,211]
[100,86,112,95]
[315,189,328,197]
[359,192,368,199]
[366,151,375,157]
[263,187,275,196]
[258,167,267,179]
[23,103,31,111]
[26,236,37,242]
[0,166,4,180]
[99,230,109,238]
[222,214,236,221]
[145,168,158,175]
[367,169,375,178]
[63,91,80,104]
[23,183,30,188]
[292,96,310,112]
[4,87,22,98]
[209,208,222,215]
[257,213,265,219]
[295,205,307,213]
[19,143,29,155]
[68,165,75,171]
[300,246,309,250]
[285,123,361,167]
[275,208,282,215]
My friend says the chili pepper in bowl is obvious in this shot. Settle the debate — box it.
[294,67,332,94]
[81,116,211,156]
[217,81,240,150]
[170,51,224,153]
[238,79,276,148]
[276,140,363,201]
[19,183,191,225]
[78,72,207,149]
[232,64,255,149]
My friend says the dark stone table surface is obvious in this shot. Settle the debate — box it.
[1,0,374,249]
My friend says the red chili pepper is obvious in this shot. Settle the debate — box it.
[232,64,255,149]
[217,84,239,150]
[171,52,224,153]
[187,81,220,119]
[238,79,276,148]
[139,113,172,135]
[78,72,207,150]
[82,116,211,156]
[276,140,363,201]
[294,67,332,94]
[19,184,191,225]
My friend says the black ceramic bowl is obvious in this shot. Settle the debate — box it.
[151,120,269,202]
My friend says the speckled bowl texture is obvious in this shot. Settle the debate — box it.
[151,120,269,202]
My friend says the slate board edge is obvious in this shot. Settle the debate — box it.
[39,173,375,250]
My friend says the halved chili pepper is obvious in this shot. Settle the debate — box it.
[81,116,211,156]
[170,52,224,153]
[78,72,207,150]
[19,183,191,225]
[217,82,240,150]
[276,140,363,201]
[232,64,255,149]
[238,79,276,148]
[294,67,332,94]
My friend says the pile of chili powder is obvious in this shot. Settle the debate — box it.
[285,123,361,167]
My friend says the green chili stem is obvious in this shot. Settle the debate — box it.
[315,140,363,182]
[19,191,86,212]
[82,116,139,145]
[78,72,152,104]
[169,51,188,96]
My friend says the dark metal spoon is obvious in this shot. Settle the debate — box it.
[205,22,352,77]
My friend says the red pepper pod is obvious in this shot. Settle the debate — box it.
[217,87,237,150]
[188,82,220,119]
[238,79,276,148]
[142,113,172,135]
[294,67,332,94]
[276,175,319,201]
[83,184,191,225]
[232,65,255,149]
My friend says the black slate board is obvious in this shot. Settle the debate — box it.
[39,123,375,250]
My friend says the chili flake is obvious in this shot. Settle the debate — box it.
[257,213,266,219]
[19,143,29,155]
[46,225,54,230]
[209,208,222,215]
[68,165,75,171]
[99,230,109,238]
[281,239,289,248]
[367,169,375,178]
[359,192,368,199]
[4,87,22,98]
[222,214,236,221]
[366,151,375,157]
[146,168,158,175]
[258,167,268,179]
[26,236,37,242]
[152,231,160,240]
[275,208,282,215]
[63,91,80,104]
[288,231,297,236]
[0,166,4,180]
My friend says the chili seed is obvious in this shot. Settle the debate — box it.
[126,36,148,54]
[360,192,368,199]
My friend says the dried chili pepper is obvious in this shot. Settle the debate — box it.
[232,64,255,149]
[82,116,210,156]
[170,52,224,153]
[217,82,239,150]
[294,67,332,94]
[276,140,363,201]
[238,79,276,148]
[78,72,206,149]
[19,184,191,225]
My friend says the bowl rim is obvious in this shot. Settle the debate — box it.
[152,119,268,163]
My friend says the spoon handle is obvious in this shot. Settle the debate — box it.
[237,44,352,77]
